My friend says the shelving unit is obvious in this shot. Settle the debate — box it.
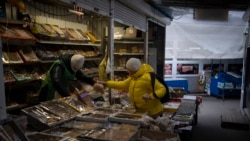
[0,20,42,111]
[38,40,101,46]
[35,40,103,78]
[1,24,104,112]
[0,0,111,114]
[113,38,146,80]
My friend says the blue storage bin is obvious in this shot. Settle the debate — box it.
[210,74,241,97]
[210,78,219,96]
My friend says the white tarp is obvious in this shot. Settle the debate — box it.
[165,11,248,59]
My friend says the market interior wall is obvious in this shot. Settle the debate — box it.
[164,58,243,92]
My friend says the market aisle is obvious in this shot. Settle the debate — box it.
[191,95,250,141]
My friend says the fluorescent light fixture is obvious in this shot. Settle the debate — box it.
[189,47,201,50]
[69,9,84,15]
[165,47,173,50]
[181,49,192,52]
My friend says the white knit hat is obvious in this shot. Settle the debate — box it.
[126,58,142,72]
[71,54,85,72]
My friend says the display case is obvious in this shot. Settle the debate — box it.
[77,123,139,141]
[0,118,29,141]
[76,107,120,123]
[21,99,82,131]
[108,112,144,125]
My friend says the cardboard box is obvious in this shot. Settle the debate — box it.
[125,27,137,38]
[163,102,181,113]
[170,87,185,98]
[105,26,125,39]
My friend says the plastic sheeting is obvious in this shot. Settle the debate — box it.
[165,11,248,59]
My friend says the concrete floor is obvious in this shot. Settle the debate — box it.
[190,95,250,141]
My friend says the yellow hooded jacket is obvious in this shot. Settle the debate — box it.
[106,64,166,117]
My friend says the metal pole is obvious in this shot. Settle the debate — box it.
[145,19,149,63]
[240,19,250,112]
[0,37,7,120]
[108,0,114,105]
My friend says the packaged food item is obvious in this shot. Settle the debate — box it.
[125,26,137,38]
[4,69,16,83]
[60,96,87,113]
[41,24,58,37]
[3,51,23,64]
[19,46,40,62]
[50,25,66,38]
[131,46,139,53]
[0,25,20,38]
[27,132,64,141]
[62,120,102,130]
[30,23,48,35]
[35,48,56,61]
[75,29,90,40]
[66,28,84,40]
[40,100,79,120]
[30,23,55,41]
[85,31,100,43]
[9,68,32,81]
[77,93,95,109]
[11,27,34,39]
[95,124,138,141]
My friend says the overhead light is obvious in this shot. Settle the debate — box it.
[189,47,201,50]
[165,47,173,50]
[69,9,84,16]
[181,49,192,52]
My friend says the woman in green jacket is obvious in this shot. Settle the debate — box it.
[99,58,166,118]
[39,54,99,102]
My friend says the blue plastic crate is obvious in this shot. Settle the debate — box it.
[165,79,188,93]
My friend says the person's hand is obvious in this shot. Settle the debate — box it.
[97,81,107,85]
[93,77,99,82]
[93,83,104,92]
[142,94,152,101]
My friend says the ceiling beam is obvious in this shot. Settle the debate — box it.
[146,0,249,10]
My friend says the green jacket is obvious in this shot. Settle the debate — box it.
[39,54,95,101]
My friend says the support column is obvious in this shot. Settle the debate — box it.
[108,0,114,105]
[0,38,7,120]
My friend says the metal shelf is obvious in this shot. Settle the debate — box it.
[85,57,102,61]
[114,69,127,72]
[0,18,25,25]
[38,40,101,46]
[114,53,144,55]
[114,41,144,44]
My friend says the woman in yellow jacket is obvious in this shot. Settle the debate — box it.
[99,58,166,118]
